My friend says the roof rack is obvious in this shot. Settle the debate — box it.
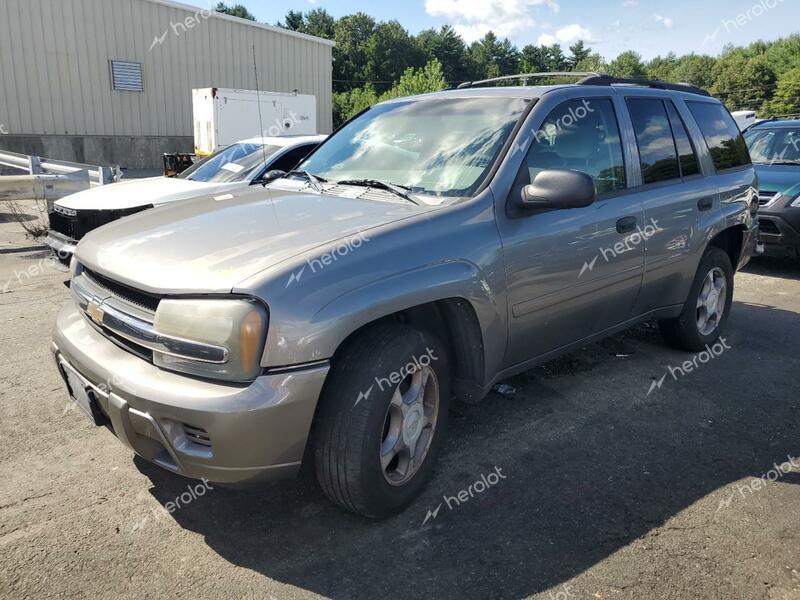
[575,74,711,97]
[454,71,711,97]
[456,72,603,89]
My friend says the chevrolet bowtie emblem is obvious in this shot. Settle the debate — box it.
[87,300,105,325]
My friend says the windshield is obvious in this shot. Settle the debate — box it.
[744,128,800,164]
[298,97,530,198]
[179,143,282,183]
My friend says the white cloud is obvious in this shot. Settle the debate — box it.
[622,0,638,6]
[537,23,593,46]
[654,14,674,28]
[425,0,560,43]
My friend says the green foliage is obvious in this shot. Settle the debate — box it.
[568,41,592,70]
[575,53,607,73]
[468,33,520,81]
[763,34,800,76]
[333,60,447,127]
[544,45,568,71]
[712,53,776,111]
[332,84,379,127]
[214,2,256,21]
[671,54,717,89]
[333,13,378,90]
[279,10,304,30]
[764,67,800,116]
[645,53,679,81]
[381,58,447,100]
[608,51,646,78]
[521,45,549,73]
[366,21,424,84]
[416,26,470,84]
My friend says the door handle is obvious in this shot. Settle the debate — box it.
[698,197,714,211]
[616,216,638,234]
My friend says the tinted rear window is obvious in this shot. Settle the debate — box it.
[686,102,751,171]
[627,98,680,184]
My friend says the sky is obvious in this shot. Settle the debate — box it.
[231,0,800,60]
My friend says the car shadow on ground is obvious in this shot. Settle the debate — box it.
[134,301,800,600]
[0,211,37,223]
[743,256,800,280]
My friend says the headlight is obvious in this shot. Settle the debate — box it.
[152,299,268,382]
[791,195,800,208]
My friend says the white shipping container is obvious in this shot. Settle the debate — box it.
[193,88,317,154]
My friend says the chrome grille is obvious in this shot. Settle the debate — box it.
[758,191,779,207]
[83,268,160,313]
[71,266,228,365]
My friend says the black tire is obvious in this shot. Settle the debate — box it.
[658,246,734,351]
[314,322,450,518]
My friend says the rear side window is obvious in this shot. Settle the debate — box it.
[627,98,680,184]
[665,101,700,177]
[686,102,751,171]
[516,98,627,197]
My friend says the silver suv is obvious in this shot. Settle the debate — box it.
[52,74,758,518]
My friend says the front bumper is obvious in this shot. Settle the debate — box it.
[757,214,800,259]
[52,300,329,484]
[43,231,78,262]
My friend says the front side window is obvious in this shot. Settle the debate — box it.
[627,98,680,184]
[298,97,530,198]
[179,143,282,183]
[744,128,800,164]
[687,102,751,171]
[514,98,626,196]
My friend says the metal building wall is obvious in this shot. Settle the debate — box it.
[0,0,333,166]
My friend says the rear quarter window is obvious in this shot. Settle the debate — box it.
[686,102,751,171]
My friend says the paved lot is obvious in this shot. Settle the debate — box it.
[1,203,799,600]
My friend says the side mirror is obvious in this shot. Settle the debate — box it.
[519,169,596,210]
[259,169,287,186]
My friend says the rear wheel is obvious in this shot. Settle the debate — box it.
[314,323,450,518]
[659,246,734,351]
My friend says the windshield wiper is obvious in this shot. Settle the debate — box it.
[765,160,800,166]
[287,170,326,193]
[337,178,420,205]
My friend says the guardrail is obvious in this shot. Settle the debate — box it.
[0,150,121,202]
[0,150,121,185]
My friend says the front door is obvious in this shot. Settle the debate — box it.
[496,95,645,368]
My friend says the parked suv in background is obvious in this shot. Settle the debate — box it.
[52,74,757,518]
[744,119,800,260]
[45,135,325,261]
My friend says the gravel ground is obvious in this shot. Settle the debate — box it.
[1,203,799,600]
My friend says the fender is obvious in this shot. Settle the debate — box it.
[264,259,505,380]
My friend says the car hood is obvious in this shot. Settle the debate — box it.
[76,186,425,294]
[753,164,800,196]
[57,177,243,211]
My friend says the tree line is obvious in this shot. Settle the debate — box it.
[214,4,800,127]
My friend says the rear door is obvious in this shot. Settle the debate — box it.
[622,95,716,315]
[685,100,756,267]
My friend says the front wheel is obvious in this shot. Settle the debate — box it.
[314,323,450,518]
[659,246,734,351]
